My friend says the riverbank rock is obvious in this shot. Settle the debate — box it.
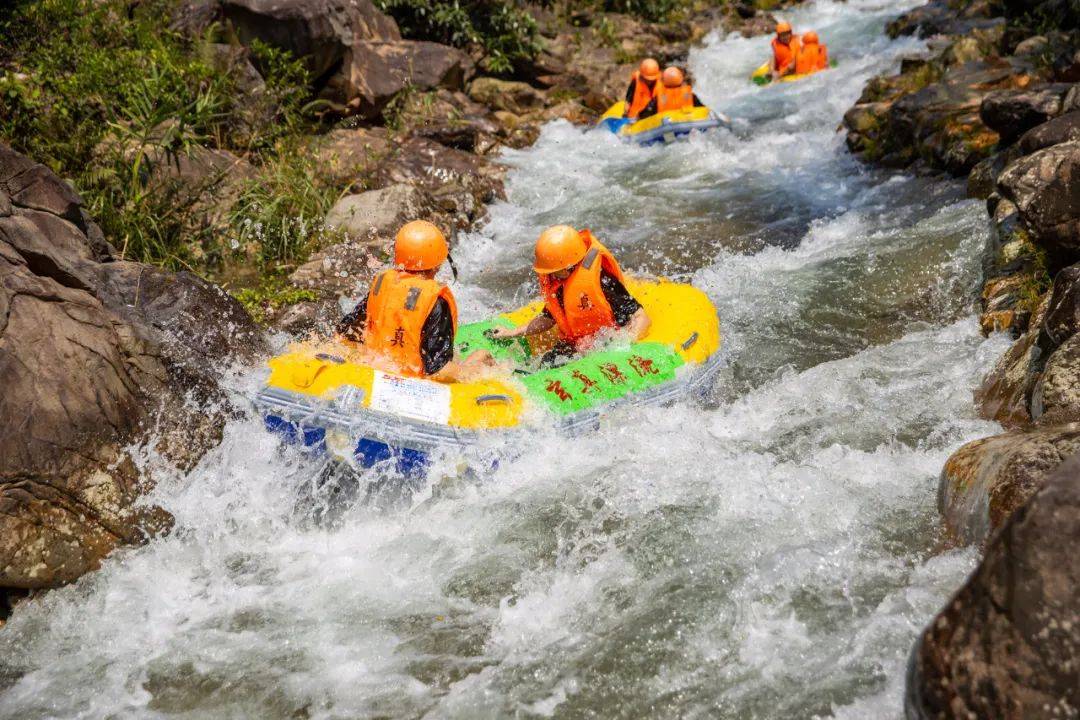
[0,144,262,590]
[468,77,546,116]
[907,452,1080,720]
[221,0,400,80]
[938,423,1080,546]
[1018,110,1080,153]
[997,140,1080,271]
[326,40,473,118]
[324,183,433,242]
[980,84,1071,144]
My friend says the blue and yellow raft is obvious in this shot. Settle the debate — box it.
[596,101,730,145]
[254,278,723,474]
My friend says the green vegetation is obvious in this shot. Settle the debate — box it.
[0,0,335,277]
[375,0,542,74]
[232,279,319,323]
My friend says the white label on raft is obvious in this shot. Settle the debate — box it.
[369,371,451,425]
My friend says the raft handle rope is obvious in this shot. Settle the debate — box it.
[316,353,346,364]
[476,394,513,405]
[681,332,699,350]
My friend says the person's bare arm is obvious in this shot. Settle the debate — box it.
[488,314,556,339]
[624,307,651,341]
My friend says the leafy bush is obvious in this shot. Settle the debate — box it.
[375,0,540,74]
[0,0,323,273]
[600,0,686,22]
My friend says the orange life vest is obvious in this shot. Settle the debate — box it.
[795,40,828,75]
[538,231,627,345]
[627,71,658,118]
[654,83,694,114]
[364,269,458,377]
[772,36,800,74]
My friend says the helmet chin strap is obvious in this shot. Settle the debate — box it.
[447,253,459,282]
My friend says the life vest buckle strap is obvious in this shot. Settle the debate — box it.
[581,247,600,270]
[372,273,385,295]
[404,287,422,311]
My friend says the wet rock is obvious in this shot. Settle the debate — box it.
[1041,263,1080,348]
[980,84,1071,144]
[977,292,1051,426]
[373,136,505,227]
[886,0,999,39]
[938,424,1080,545]
[324,183,434,241]
[467,77,546,116]
[289,238,387,295]
[269,297,341,338]
[326,40,473,118]
[967,146,1021,199]
[221,0,400,80]
[908,452,1080,720]
[0,144,261,590]
[394,89,500,153]
[1018,110,1080,154]
[1031,333,1080,424]
[997,140,1080,271]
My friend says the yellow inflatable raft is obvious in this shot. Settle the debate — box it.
[255,278,723,473]
[597,101,730,145]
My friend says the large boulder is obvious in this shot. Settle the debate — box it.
[1031,333,1080,423]
[221,0,400,79]
[324,183,434,241]
[467,77,546,116]
[1041,263,1080,347]
[0,144,262,590]
[980,84,1072,144]
[938,424,1080,546]
[907,453,1080,720]
[326,40,473,117]
[997,140,1080,270]
[1018,110,1080,154]
[288,238,385,296]
[309,126,393,190]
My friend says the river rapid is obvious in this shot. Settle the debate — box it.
[0,1,1011,718]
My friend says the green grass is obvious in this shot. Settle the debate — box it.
[232,278,319,323]
[0,0,329,278]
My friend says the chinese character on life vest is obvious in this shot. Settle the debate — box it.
[599,363,626,384]
[628,354,659,377]
[391,327,406,347]
[571,370,599,393]
[578,293,592,310]
[545,379,572,401]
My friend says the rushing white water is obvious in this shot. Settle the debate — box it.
[0,1,1008,718]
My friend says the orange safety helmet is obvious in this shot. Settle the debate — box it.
[776,21,792,34]
[394,220,448,272]
[661,66,684,88]
[639,58,661,81]
[803,30,819,44]
[534,225,588,274]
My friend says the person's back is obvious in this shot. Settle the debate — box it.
[795,31,827,75]
[625,58,661,118]
[638,67,702,119]
[771,21,800,77]
[363,267,457,377]
[337,220,458,377]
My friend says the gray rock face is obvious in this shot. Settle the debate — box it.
[329,40,473,117]
[1032,332,1080,424]
[997,140,1080,270]
[468,77,547,115]
[289,239,385,295]
[980,85,1071,143]
[1018,110,1080,154]
[0,144,262,589]
[221,0,400,79]
[907,453,1080,720]
[938,424,1080,546]
[1042,264,1080,348]
[324,184,433,241]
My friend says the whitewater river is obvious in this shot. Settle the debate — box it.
[0,1,1010,718]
